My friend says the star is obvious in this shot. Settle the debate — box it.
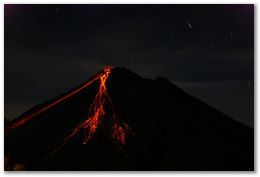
[187,22,192,29]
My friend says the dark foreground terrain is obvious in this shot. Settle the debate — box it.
[5,67,254,171]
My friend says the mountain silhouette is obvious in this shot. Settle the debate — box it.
[5,67,254,171]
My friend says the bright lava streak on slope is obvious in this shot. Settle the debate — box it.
[7,66,131,152]
[6,67,109,133]
[58,66,130,150]
[63,67,112,145]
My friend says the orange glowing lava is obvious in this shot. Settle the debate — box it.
[5,69,105,133]
[6,66,131,151]
[59,66,130,149]
[112,122,130,145]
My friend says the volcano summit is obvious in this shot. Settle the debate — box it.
[5,67,254,171]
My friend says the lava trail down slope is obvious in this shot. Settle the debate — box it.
[5,67,254,171]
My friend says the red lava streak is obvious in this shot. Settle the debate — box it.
[6,66,131,149]
[6,69,104,133]
[61,66,130,147]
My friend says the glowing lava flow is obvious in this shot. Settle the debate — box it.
[7,66,131,152]
[112,122,130,145]
[58,67,130,149]
[5,70,105,133]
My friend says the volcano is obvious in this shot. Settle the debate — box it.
[5,67,254,171]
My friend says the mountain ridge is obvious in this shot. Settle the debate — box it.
[5,66,254,171]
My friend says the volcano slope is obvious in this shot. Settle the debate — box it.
[5,67,254,171]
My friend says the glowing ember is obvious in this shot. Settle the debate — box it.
[112,122,130,145]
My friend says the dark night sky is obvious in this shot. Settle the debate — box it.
[4,4,254,127]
